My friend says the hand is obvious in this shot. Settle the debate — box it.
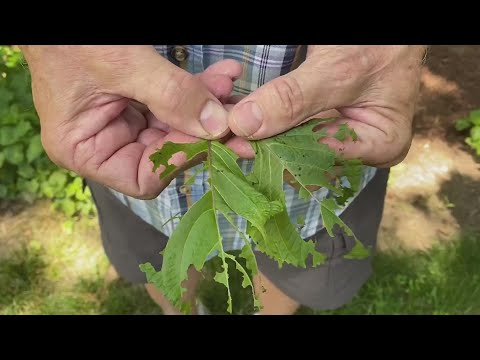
[227,45,427,168]
[21,45,243,198]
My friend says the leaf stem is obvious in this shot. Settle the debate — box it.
[207,140,232,312]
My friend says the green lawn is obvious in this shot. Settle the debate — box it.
[1,205,479,315]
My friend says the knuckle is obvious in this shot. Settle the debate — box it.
[332,46,382,85]
[335,61,360,84]
[269,76,304,123]
[156,70,195,114]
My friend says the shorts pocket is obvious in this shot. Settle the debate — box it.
[313,228,356,260]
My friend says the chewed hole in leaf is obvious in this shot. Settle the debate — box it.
[167,151,188,166]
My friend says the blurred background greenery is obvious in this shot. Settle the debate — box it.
[1,45,480,315]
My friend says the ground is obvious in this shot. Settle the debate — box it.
[1,45,479,315]
[379,45,480,252]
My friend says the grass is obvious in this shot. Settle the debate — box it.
[1,203,480,315]
[307,231,480,315]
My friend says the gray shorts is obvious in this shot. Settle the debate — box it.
[87,168,389,311]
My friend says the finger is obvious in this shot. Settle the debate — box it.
[225,136,255,159]
[144,61,242,133]
[93,127,203,199]
[199,60,243,101]
[137,128,167,146]
[198,74,235,100]
[146,111,171,132]
[227,60,358,139]
[202,59,243,80]
[122,47,230,139]
[317,108,411,167]
[129,100,150,115]
[70,104,147,179]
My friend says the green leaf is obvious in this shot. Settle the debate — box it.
[62,219,75,235]
[139,263,162,286]
[48,171,68,193]
[215,196,261,311]
[75,187,88,201]
[143,119,365,312]
[40,183,55,198]
[65,182,78,198]
[256,119,341,196]
[26,134,44,163]
[249,141,285,204]
[0,127,17,146]
[15,120,32,138]
[150,140,208,179]
[210,144,283,238]
[59,198,76,217]
[225,253,258,310]
[239,243,258,278]
[248,210,326,268]
[246,119,360,268]
[4,144,24,165]
[469,110,480,126]
[18,164,35,179]
[342,159,363,193]
[0,121,32,146]
[213,260,232,314]
[320,198,354,237]
[297,215,305,226]
[344,239,371,260]
[334,159,364,205]
[78,201,95,217]
[0,88,14,111]
[140,191,226,313]
[455,118,472,131]
[25,178,39,194]
[334,123,358,141]
[144,141,286,313]
[0,184,7,198]
[470,126,480,141]
[0,153,5,168]
[184,164,208,186]
[335,187,355,206]
[466,137,480,156]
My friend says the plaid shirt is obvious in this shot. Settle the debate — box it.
[109,45,377,253]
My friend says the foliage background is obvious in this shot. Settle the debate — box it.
[0,46,94,217]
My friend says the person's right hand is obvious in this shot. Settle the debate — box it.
[20,46,240,199]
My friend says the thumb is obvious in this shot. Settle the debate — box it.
[227,60,359,139]
[123,47,230,139]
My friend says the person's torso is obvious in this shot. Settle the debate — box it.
[109,45,377,251]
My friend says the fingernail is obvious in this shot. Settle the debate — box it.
[232,101,263,137]
[200,100,229,137]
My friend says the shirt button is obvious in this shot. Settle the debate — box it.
[179,185,191,195]
[171,46,188,62]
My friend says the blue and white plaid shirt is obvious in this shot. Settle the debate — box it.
[110,45,377,253]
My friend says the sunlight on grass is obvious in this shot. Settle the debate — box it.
[196,232,480,315]
[299,232,480,315]
[0,203,160,314]
[1,200,480,315]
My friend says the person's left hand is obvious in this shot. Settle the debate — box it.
[226,45,427,168]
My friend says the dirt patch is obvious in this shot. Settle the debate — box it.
[378,45,480,252]
[415,45,480,150]
[0,200,100,259]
